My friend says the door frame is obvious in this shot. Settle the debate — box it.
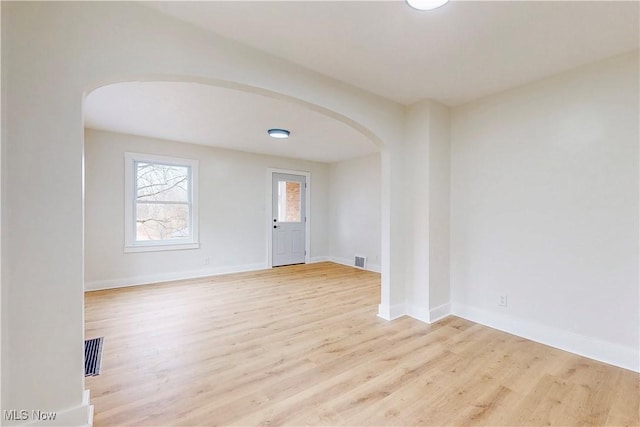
[266,168,311,268]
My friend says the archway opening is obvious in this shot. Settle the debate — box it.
[81,77,387,372]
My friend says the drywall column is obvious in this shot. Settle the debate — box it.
[404,102,431,321]
[403,100,451,323]
[427,103,451,321]
[3,6,88,422]
[378,143,407,319]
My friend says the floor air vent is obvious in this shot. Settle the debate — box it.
[354,255,367,269]
[85,337,104,377]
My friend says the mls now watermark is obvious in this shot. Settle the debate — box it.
[4,410,57,422]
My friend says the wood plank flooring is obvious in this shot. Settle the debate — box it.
[85,262,639,426]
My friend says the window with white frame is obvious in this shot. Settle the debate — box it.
[124,153,199,252]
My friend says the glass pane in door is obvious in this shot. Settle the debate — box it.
[277,181,301,222]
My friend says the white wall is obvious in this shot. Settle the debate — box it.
[451,51,639,371]
[84,129,330,290]
[2,2,403,424]
[329,153,381,272]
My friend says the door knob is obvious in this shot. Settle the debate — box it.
[273,225,280,229]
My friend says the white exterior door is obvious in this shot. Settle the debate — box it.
[272,173,306,267]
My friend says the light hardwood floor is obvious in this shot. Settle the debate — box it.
[85,262,639,426]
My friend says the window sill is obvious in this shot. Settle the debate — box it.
[124,243,200,253]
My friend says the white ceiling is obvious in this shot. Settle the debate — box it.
[146,0,639,106]
[86,1,639,163]
[84,82,378,163]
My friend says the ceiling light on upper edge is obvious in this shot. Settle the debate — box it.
[268,128,290,139]
[406,0,449,11]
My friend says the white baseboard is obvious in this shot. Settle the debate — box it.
[406,304,429,322]
[329,256,381,273]
[452,302,640,373]
[367,263,382,273]
[84,262,268,291]
[403,302,451,323]
[429,302,451,323]
[377,303,406,320]
[85,256,379,292]
[25,390,92,426]
[379,301,452,324]
[85,390,93,427]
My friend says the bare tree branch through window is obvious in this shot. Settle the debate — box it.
[135,162,190,241]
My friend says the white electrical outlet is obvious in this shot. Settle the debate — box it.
[204,257,210,265]
[498,294,508,307]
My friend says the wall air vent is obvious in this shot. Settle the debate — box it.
[354,255,367,269]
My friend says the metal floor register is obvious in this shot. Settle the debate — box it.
[84,337,104,376]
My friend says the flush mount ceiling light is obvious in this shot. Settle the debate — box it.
[268,128,290,139]
[406,0,449,11]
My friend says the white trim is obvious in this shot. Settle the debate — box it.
[124,152,199,252]
[329,256,382,273]
[377,303,406,320]
[406,304,430,322]
[84,262,267,292]
[85,389,94,427]
[452,302,640,373]
[387,302,451,324]
[266,168,311,268]
[429,302,451,323]
[25,390,92,426]
[330,256,354,268]
[369,265,382,274]
[308,256,330,263]
[123,243,199,253]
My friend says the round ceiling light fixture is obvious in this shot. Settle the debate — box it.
[406,0,449,11]
[268,128,290,139]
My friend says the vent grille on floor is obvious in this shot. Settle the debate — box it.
[354,255,367,269]
[85,337,104,377]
